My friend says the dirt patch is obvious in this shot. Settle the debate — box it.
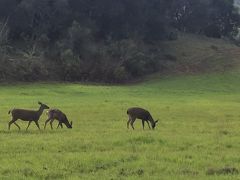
[206,167,239,175]
[118,168,144,177]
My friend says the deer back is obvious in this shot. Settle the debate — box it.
[127,107,151,120]
[11,109,40,121]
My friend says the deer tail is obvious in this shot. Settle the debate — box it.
[8,110,12,114]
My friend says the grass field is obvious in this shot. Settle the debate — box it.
[0,71,240,179]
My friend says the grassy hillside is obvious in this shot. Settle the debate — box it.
[162,34,240,74]
[0,70,240,179]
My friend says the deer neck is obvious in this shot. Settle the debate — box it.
[148,116,155,126]
[64,117,72,128]
[37,106,44,117]
[65,122,71,128]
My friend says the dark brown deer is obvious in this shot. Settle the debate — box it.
[8,102,49,130]
[127,107,158,130]
[44,109,72,129]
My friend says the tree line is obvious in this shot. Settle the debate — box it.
[0,0,239,82]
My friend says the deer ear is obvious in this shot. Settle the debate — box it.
[38,101,42,105]
[155,120,159,123]
[70,121,72,126]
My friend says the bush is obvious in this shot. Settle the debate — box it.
[113,66,129,82]
[13,58,48,81]
[105,39,161,78]
[0,57,48,82]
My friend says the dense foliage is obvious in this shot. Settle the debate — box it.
[0,0,239,82]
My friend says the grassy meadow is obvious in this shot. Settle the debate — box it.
[0,71,240,179]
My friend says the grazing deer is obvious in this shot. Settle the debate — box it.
[44,109,72,129]
[127,107,158,130]
[8,102,49,130]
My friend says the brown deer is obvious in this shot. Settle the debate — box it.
[127,107,158,130]
[8,102,49,130]
[44,109,72,129]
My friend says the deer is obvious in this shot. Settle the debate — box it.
[8,102,49,130]
[44,109,72,129]
[127,107,158,130]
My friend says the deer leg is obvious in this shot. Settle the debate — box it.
[34,121,41,130]
[127,116,132,129]
[127,119,131,129]
[8,121,13,130]
[14,122,21,130]
[26,121,32,130]
[130,119,136,130]
[50,119,54,129]
[146,121,151,129]
[44,118,51,129]
[57,122,60,129]
[57,122,63,129]
[142,120,145,130]
[8,118,17,130]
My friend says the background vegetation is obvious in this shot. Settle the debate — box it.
[0,0,239,82]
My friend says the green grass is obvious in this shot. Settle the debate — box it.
[0,71,240,179]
